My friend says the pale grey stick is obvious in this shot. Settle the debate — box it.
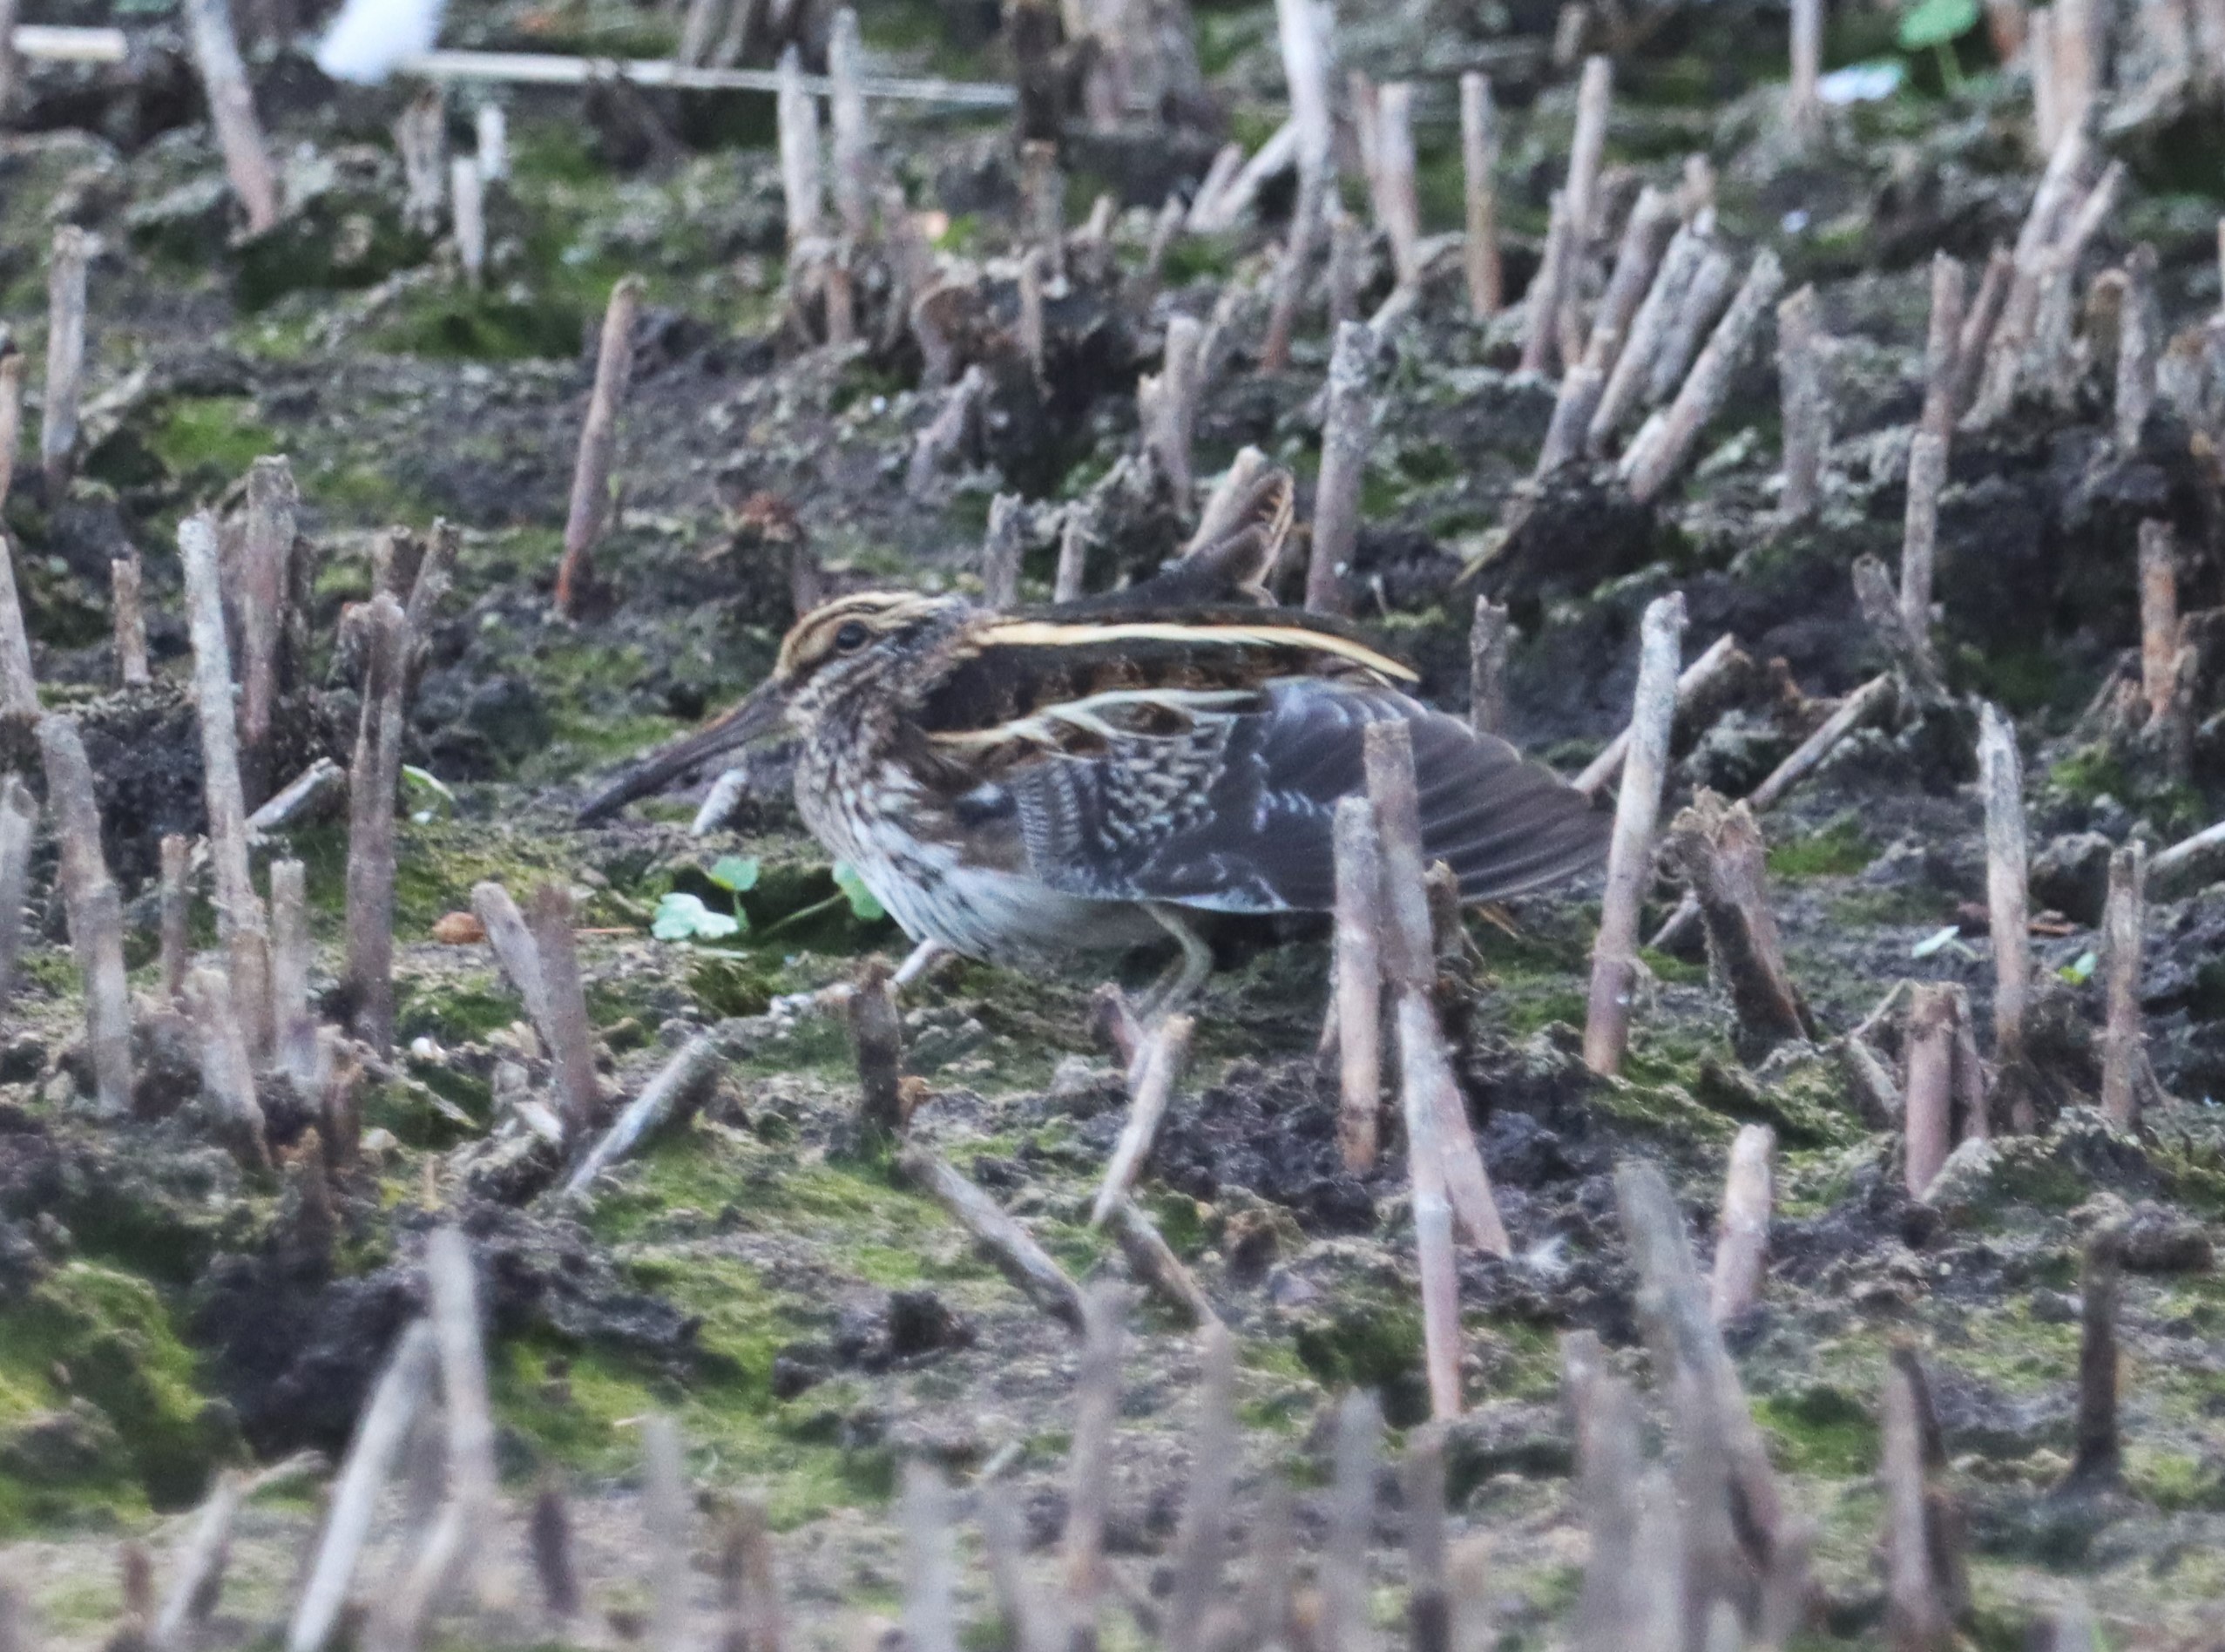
[287,1322,438,1652]
[270,859,316,1087]
[470,880,550,1032]
[565,1024,736,1195]
[1904,983,1956,1197]
[1574,632,1739,799]
[828,7,873,240]
[1708,1123,1775,1324]
[2098,843,2148,1131]
[1320,1391,1380,1652]
[1563,56,1613,248]
[900,1145,1085,1330]
[1332,795,1384,1172]
[2139,520,2181,724]
[1460,72,1502,316]
[1582,186,1677,375]
[981,492,1025,609]
[528,882,602,1137]
[0,778,34,1011]
[1899,430,1947,667]
[181,511,274,1060]
[111,554,149,686]
[1589,215,1706,454]
[902,1459,958,1652]
[1518,190,1572,376]
[239,456,299,808]
[1471,597,1512,738]
[1060,1281,1123,1625]
[1623,249,1785,504]
[1978,702,2032,1119]
[38,715,132,1114]
[641,1415,690,1652]
[184,0,281,233]
[1920,252,1966,443]
[151,1472,245,1652]
[1584,593,1685,1074]
[775,43,823,248]
[1104,1198,1219,1328]
[345,595,408,1053]
[1163,1324,1238,1652]
[40,226,87,492]
[451,156,485,288]
[1091,1013,1194,1225]
[186,965,270,1169]
[1305,321,1375,614]
[0,531,41,714]
[557,274,643,615]
[1645,242,1736,408]
[1776,283,1826,519]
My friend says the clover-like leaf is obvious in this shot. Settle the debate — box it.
[833,862,887,923]
[653,891,741,941]
[708,855,761,894]
[2059,949,2099,985]
[1898,0,1978,49]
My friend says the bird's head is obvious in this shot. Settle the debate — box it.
[575,590,957,823]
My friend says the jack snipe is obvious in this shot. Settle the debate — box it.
[580,472,1607,1003]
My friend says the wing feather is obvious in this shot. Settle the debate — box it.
[1001,679,1607,913]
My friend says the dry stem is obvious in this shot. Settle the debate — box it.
[557,275,642,615]
[1776,282,1827,518]
[40,226,87,492]
[1708,1123,1775,1324]
[1305,321,1375,614]
[2099,842,2148,1131]
[111,553,149,686]
[1460,73,1502,316]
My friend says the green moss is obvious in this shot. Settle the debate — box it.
[0,1263,231,1531]
[370,289,593,362]
[1290,1290,1427,1419]
[146,396,281,485]
[1768,814,1877,878]
[1752,1383,1878,1477]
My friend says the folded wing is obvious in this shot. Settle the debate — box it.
[989,678,1608,913]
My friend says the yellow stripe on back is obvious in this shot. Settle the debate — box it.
[977,620,1419,683]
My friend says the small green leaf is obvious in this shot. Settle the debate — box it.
[653,891,741,941]
[833,862,887,922]
[2060,949,2099,985]
[1897,0,1978,51]
[707,855,761,893]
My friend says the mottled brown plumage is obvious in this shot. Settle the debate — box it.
[579,474,1607,994]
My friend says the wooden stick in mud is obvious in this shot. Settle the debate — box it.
[1305,321,1376,615]
[0,532,39,715]
[1016,248,1045,383]
[1776,283,1826,519]
[2056,0,2100,132]
[849,953,906,1142]
[1061,1280,1123,1625]
[1092,1013,1194,1224]
[186,965,270,1168]
[524,882,602,1138]
[1904,983,1957,1198]
[1583,186,1677,375]
[828,8,872,242]
[1623,249,1785,504]
[1372,84,1424,295]
[1321,1390,1381,1652]
[902,1460,958,1652]
[1575,632,1739,799]
[900,1145,1085,1330]
[1978,702,2034,1124]
[451,156,485,288]
[2029,3,2060,149]
[2067,1225,2124,1488]
[1403,992,1482,1412]
[1461,72,1503,316]
[1585,592,1685,1075]
[1332,796,1386,1170]
[1519,190,1572,376]
[0,779,33,1012]
[980,492,1025,610]
[1149,315,1205,503]
[1328,205,1361,331]
[565,1024,736,1195]
[346,595,408,1054]
[184,0,279,234]
[40,226,87,493]
[1789,0,1823,139]
[2117,242,2160,451]
[151,1473,245,1652]
[1260,171,1324,374]
[528,1482,579,1624]
[1470,597,1512,738]
[0,354,19,509]
[1665,791,1811,1050]
[1590,215,1707,453]
[1646,240,1736,407]
[369,1228,497,1652]
[1564,56,1613,247]
[1917,254,1967,446]
[1163,1324,1238,1652]
[270,858,316,1087]
[2151,816,2225,892]
[1708,1123,1775,1324]
[1052,504,1091,602]
[1019,139,1064,276]
[713,1500,783,1652]
[1882,1351,1954,1651]
[632,1415,688,1652]
[287,1322,438,1652]
[1404,1422,1451,1652]
[2099,843,2149,1131]
[1948,246,2013,419]
[1104,1197,1218,1328]
[239,457,299,808]
[1899,430,1947,672]
[1369,720,1512,1257]
[775,43,823,253]
[2139,521,2181,725]
[1535,363,1605,477]
[556,274,642,617]
[111,554,149,686]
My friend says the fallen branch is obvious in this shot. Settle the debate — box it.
[183,0,280,233]
[1091,1014,1194,1225]
[1104,1197,1218,1328]
[899,1145,1085,1331]
[1623,249,1785,504]
[1708,1123,1775,1324]
[1664,791,1812,1053]
[1574,631,1739,799]
[527,883,604,1138]
[565,1023,740,1195]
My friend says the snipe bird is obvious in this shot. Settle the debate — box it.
[579,472,1607,1004]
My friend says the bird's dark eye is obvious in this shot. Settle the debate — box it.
[834,620,870,651]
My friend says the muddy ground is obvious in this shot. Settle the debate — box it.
[4,0,2225,1644]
